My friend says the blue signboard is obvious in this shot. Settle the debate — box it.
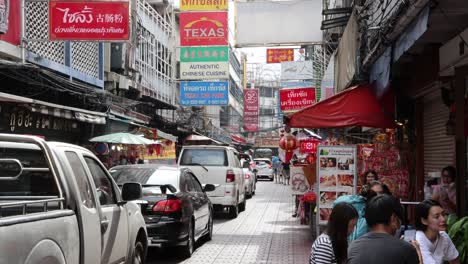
[180,81,229,106]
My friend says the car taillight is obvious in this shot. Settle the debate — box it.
[226,170,235,183]
[269,163,272,169]
[245,173,251,179]
[152,199,182,213]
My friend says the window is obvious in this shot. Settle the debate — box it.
[65,152,95,208]
[84,157,116,205]
[189,174,203,192]
[180,149,228,166]
[183,174,194,192]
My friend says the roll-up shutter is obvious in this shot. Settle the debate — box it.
[423,87,455,176]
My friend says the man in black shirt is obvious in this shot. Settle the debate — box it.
[347,195,421,264]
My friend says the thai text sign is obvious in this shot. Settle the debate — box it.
[180,62,229,80]
[281,61,314,80]
[279,87,316,111]
[180,0,228,11]
[180,46,228,62]
[266,48,294,63]
[244,89,259,132]
[180,12,228,46]
[49,1,129,40]
[180,81,228,106]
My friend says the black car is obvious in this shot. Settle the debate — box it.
[109,164,215,257]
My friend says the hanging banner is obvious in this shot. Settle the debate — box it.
[180,61,229,80]
[243,89,258,132]
[279,87,316,111]
[180,81,228,106]
[180,0,228,11]
[266,48,293,63]
[49,1,130,41]
[281,61,314,80]
[317,146,357,226]
[180,12,228,46]
[180,46,229,62]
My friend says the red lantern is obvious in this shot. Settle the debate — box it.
[279,134,298,163]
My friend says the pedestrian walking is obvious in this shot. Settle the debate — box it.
[347,195,422,264]
[415,199,459,264]
[282,161,290,185]
[272,156,280,183]
[309,203,358,264]
[432,166,457,215]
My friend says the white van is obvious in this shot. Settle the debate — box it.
[178,145,246,218]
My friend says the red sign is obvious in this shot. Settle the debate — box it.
[280,87,316,111]
[49,1,129,41]
[266,49,294,63]
[0,0,21,45]
[300,139,320,153]
[180,12,228,46]
[244,89,258,132]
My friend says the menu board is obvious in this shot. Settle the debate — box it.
[316,146,357,226]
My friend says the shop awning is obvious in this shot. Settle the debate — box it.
[231,134,247,144]
[285,84,396,129]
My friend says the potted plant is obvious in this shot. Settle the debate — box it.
[447,214,468,263]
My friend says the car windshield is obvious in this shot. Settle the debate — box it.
[109,167,179,190]
[180,149,228,166]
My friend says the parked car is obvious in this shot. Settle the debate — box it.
[0,134,147,264]
[178,145,246,219]
[254,158,274,181]
[242,167,256,198]
[109,164,214,258]
[240,153,256,178]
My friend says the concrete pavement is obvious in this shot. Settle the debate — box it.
[147,180,313,264]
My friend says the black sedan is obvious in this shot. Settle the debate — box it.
[109,164,215,258]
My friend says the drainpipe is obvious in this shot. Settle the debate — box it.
[20,0,26,63]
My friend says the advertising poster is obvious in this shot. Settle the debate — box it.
[180,81,228,106]
[180,46,229,62]
[279,87,316,111]
[243,89,258,132]
[180,12,228,46]
[180,61,229,80]
[266,48,294,63]
[49,1,129,41]
[180,0,228,11]
[316,146,357,226]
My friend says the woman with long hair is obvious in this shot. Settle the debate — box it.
[310,203,358,264]
[415,199,459,264]
[432,166,457,214]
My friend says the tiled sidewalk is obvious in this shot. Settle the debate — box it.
[148,181,313,264]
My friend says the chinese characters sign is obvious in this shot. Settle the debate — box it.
[180,12,228,46]
[49,1,129,41]
[266,48,294,63]
[279,87,316,111]
[180,0,227,11]
[243,89,259,132]
[180,46,228,62]
[180,81,228,106]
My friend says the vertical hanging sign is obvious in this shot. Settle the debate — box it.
[244,89,259,132]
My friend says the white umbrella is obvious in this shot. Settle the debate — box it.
[89,132,154,145]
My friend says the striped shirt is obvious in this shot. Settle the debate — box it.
[310,234,337,264]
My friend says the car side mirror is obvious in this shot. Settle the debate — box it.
[121,182,143,201]
[203,184,216,192]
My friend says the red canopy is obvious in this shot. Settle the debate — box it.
[286,84,396,129]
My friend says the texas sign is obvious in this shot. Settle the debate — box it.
[180,12,228,46]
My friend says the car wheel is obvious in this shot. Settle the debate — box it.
[239,196,246,212]
[181,220,194,258]
[133,240,145,264]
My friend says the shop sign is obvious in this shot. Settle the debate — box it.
[49,1,129,41]
[317,145,356,226]
[180,81,228,106]
[180,61,228,80]
[243,89,258,132]
[256,137,280,147]
[8,109,78,132]
[266,48,293,63]
[180,12,228,46]
[180,0,227,11]
[279,87,316,111]
[180,46,228,62]
[281,61,314,80]
[143,141,176,160]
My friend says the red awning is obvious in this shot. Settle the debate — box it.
[286,84,396,129]
[231,134,247,143]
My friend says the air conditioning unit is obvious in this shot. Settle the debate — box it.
[111,43,125,73]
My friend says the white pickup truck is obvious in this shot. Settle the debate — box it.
[0,134,148,264]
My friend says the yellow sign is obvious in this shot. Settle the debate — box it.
[180,0,228,11]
